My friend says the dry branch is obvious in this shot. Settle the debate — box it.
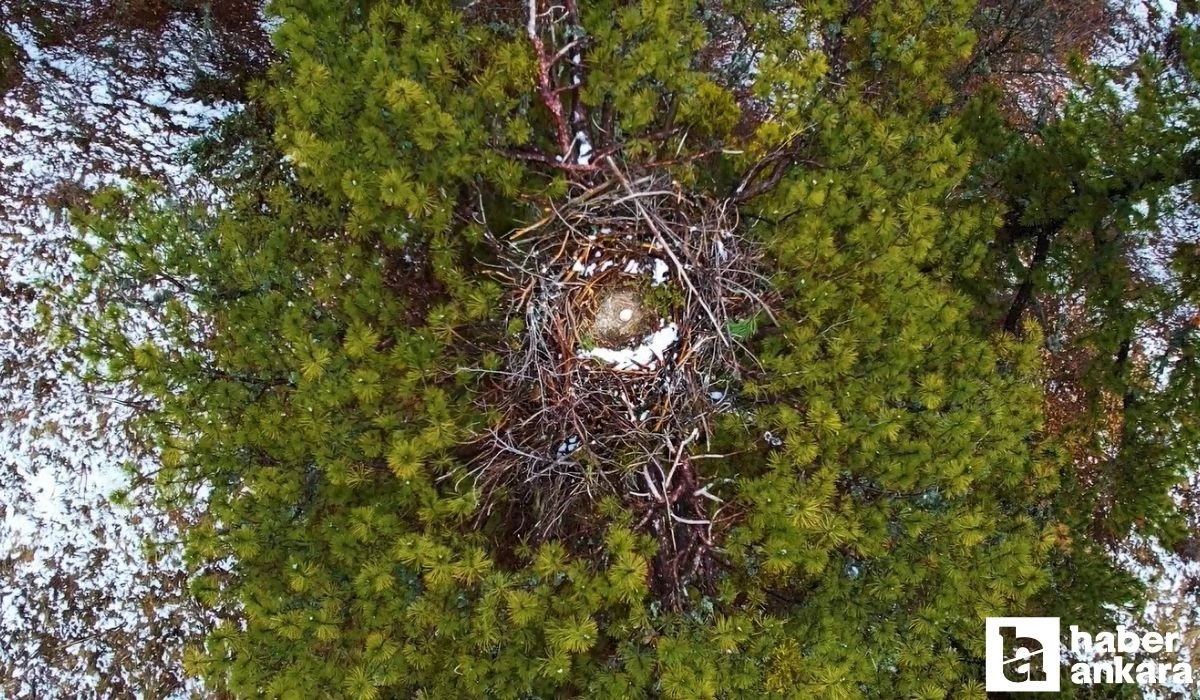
[467,169,772,606]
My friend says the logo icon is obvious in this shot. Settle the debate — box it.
[986,617,1061,692]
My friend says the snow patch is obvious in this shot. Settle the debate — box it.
[556,435,581,456]
[575,130,592,165]
[651,258,670,286]
[580,323,678,370]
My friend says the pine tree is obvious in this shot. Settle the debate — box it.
[54,0,1193,697]
[957,5,1200,642]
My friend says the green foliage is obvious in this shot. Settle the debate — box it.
[55,0,1196,697]
[725,314,761,341]
[957,7,1200,626]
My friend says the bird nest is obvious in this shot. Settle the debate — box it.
[471,170,770,601]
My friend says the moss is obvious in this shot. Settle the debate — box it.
[643,279,685,320]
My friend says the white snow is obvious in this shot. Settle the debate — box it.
[571,258,598,276]
[556,435,581,456]
[580,323,678,370]
[575,130,592,166]
[0,8,243,695]
[571,257,617,277]
[651,258,670,286]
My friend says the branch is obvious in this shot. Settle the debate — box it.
[604,156,730,346]
[527,0,572,158]
[1002,222,1052,333]
[733,134,820,202]
[503,148,601,172]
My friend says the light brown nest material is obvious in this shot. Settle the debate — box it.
[588,287,652,346]
[469,167,772,602]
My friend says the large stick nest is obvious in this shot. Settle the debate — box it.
[471,169,771,602]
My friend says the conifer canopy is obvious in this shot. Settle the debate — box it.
[53,0,1200,697]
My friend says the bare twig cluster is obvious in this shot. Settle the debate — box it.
[469,165,772,606]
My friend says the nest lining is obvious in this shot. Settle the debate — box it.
[585,286,652,347]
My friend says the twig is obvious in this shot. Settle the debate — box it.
[604,156,730,346]
[527,0,572,158]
